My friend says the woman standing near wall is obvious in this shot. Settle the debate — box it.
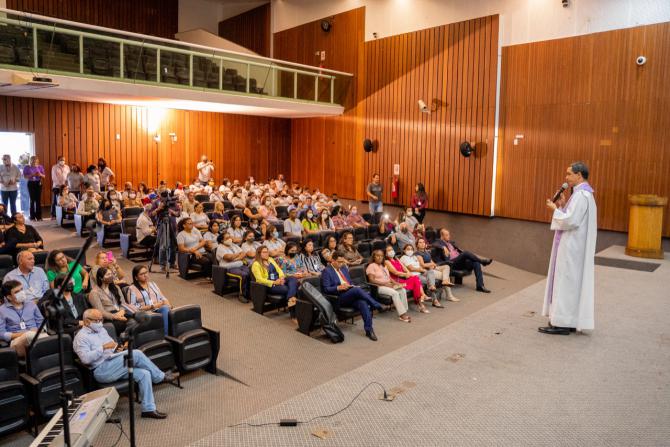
[23,156,45,221]
[411,183,428,224]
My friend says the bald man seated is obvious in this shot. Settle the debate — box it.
[73,309,178,419]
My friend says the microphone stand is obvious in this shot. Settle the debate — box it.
[124,326,138,447]
[29,221,97,447]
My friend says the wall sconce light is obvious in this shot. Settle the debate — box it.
[169,132,177,143]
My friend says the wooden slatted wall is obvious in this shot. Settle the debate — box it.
[0,96,291,204]
[218,3,271,57]
[6,0,178,39]
[496,21,670,236]
[363,16,499,214]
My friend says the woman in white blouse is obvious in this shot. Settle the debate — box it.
[190,202,210,231]
[226,215,245,244]
[57,185,78,211]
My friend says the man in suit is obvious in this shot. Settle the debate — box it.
[432,229,493,293]
[321,251,384,341]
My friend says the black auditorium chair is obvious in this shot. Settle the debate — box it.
[371,239,387,253]
[318,275,360,325]
[177,252,209,280]
[203,201,215,213]
[0,255,15,281]
[249,272,287,315]
[0,348,32,437]
[195,194,209,203]
[75,323,131,396]
[132,313,180,387]
[295,277,343,339]
[357,241,371,259]
[165,305,219,375]
[33,251,48,269]
[122,206,142,218]
[20,335,85,422]
[120,217,151,260]
[212,265,242,299]
[55,205,75,227]
[367,224,379,240]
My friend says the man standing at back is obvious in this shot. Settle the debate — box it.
[0,154,21,216]
[197,155,214,186]
[51,155,70,219]
[366,173,383,215]
[540,162,597,335]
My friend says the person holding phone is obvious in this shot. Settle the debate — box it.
[91,251,127,287]
[321,251,384,341]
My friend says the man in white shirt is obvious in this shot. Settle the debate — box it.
[196,155,214,186]
[51,155,70,218]
[136,205,157,248]
[0,154,21,216]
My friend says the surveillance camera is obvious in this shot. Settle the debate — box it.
[417,99,428,113]
[636,56,647,66]
[372,32,378,39]
[561,0,569,7]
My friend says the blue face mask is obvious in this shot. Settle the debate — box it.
[90,322,104,333]
[272,231,279,238]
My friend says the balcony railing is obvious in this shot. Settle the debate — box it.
[0,8,352,106]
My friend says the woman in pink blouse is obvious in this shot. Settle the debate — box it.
[366,250,411,322]
[23,156,46,221]
[383,244,431,313]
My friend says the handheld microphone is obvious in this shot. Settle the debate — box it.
[552,183,569,203]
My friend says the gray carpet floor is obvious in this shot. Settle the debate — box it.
[193,245,670,446]
[3,219,541,447]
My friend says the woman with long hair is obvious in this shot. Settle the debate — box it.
[411,182,428,223]
[384,244,431,313]
[250,246,299,320]
[88,266,129,334]
[366,249,411,322]
[23,155,45,221]
[46,249,89,293]
[127,265,172,335]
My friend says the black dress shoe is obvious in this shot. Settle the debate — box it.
[481,258,493,266]
[538,326,570,335]
[365,330,378,341]
[238,295,249,304]
[141,410,167,419]
[476,287,491,293]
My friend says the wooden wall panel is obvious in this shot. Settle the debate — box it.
[0,96,291,204]
[496,21,670,236]
[363,16,499,215]
[218,4,271,57]
[274,7,365,199]
[7,0,178,39]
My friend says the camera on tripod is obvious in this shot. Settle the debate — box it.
[156,190,178,218]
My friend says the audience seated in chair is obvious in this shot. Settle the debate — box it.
[317,209,334,231]
[5,212,44,257]
[320,235,338,264]
[240,230,261,265]
[215,232,251,302]
[46,249,89,294]
[345,206,368,229]
[0,279,45,357]
[73,308,178,420]
[123,188,142,208]
[0,203,11,231]
[337,231,364,266]
[3,250,50,302]
[126,265,172,335]
[190,202,210,231]
[91,251,127,287]
[76,186,100,219]
[432,229,492,293]
[384,244,431,313]
[203,221,220,253]
[57,185,78,211]
[330,206,350,230]
[366,249,411,323]
[394,222,416,251]
[262,225,286,257]
[226,215,245,245]
[136,204,157,249]
[276,241,311,280]
[96,200,122,234]
[176,218,213,278]
[283,208,303,239]
[301,210,319,235]
[243,196,263,221]
[321,251,384,341]
[209,201,228,227]
[300,239,325,275]
[414,238,458,302]
[378,214,395,238]
[88,267,132,334]
[181,192,198,215]
[399,243,445,307]
[250,246,298,319]
[53,274,90,335]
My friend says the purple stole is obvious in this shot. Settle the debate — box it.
[546,182,594,304]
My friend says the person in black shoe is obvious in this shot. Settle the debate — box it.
[432,229,492,293]
[74,309,178,419]
[540,162,597,335]
[321,251,384,341]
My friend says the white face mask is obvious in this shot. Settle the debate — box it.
[307,213,313,219]
[14,290,29,303]
[58,160,65,166]
[386,250,395,258]
[223,239,233,246]
[405,250,414,257]
[129,193,136,199]
[406,211,413,217]
[90,322,104,333]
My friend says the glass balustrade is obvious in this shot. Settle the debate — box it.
[0,9,352,106]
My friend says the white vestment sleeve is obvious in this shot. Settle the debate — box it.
[550,193,587,231]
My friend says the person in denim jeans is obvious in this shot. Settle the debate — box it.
[366,173,383,215]
[73,309,178,419]
[0,154,21,216]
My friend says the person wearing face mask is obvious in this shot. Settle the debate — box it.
[410,183,428,223]
[215,232,250,302]
[85,165,101,193]
[384,244,431,313]
[259,196,280,224]
[53,274,90,335]
[0,154,21,216]
[277,241,309,279]
[301,209,319,235]
[394,222,417,251]
[346,206,369,229]
[74,308,178,419]
[400,244,444,308]
[403,207,419,231]
[96,199,122,235]
[136,204,157,248]
[51,155,70,218]
[317,209,334,231]
[123,189,142,208]
[88,266,131,334]
[262,225,286,258]
[0,280,45,357]
[322,251,384,341]
[66,164,85,198]
[106,187,124,211]
[366,250,411,323]
[23,155,45,221]
[240,230,261,264]
[231,189,246,210]
[331,206,351,230]
[243,196,263,221]
[97,158,115,191]
[248,218,263,240]
[77,185,100,220]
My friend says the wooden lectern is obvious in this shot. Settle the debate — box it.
[626,194,667,259]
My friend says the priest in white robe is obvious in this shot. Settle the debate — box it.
[540,162,597,335]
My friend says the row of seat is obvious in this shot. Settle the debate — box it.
[0,305,219,438]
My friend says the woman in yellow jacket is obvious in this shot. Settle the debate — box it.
[251,246,299,320]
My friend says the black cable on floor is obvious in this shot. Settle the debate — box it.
[227,382,390,428]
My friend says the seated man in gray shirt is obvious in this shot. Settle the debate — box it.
[214,232,250,302]
[73,309,178,419]
[392,222,416,251]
